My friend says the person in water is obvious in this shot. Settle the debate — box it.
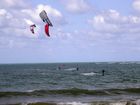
[102,69,105,76]
[76,67,79,71]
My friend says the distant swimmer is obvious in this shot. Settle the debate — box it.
[102,69,105,76]
[76,67,79,71]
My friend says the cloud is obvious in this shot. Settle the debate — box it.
[22,4,65,25]
[88,9,140,34]
[0,36,28,48]
[60,0,91,13]
[0,1,66,48]
[0,8,33,38]
[133,0,140,12]
[86,9,140,54]
[24,19,34,25]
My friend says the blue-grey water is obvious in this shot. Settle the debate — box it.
[0,62,140,105]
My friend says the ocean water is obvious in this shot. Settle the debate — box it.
[0,62,140,105]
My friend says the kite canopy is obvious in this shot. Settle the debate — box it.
[45,23,50,37]
[30,24,36,34]
[39,10,53,27]
[27,10,53,37]
[39,10,53,37]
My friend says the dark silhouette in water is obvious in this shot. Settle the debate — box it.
[102,69,105,76]
[76,67,79,71]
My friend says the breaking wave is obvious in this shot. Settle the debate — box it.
[1,88,140,98]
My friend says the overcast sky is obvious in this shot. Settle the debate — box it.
[0,0,140,64]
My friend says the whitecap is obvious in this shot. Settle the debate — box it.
[110,102,127,105]
[64,68,78,71]
[81,72,97,76]
[58,102,90,105]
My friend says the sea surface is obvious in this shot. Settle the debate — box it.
[0,62,140,105]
